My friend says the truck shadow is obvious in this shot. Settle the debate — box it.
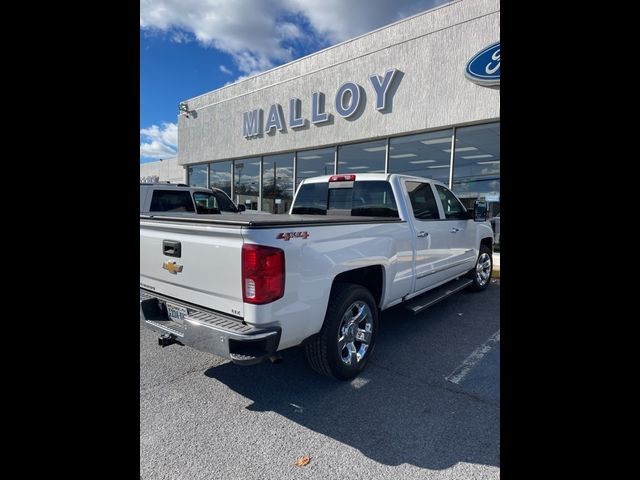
[204,285,500,471]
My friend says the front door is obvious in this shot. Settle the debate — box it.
[434,184,477,277]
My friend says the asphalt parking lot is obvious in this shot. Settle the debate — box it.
[140,281,500,480]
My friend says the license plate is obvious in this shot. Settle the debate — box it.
[166,302,188,324]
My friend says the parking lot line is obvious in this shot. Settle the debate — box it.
[445,330,500,385]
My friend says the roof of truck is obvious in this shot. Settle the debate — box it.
[299,173,447,187]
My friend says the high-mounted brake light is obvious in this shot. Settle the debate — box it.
[242,244,285,305]
[329,175,356,182]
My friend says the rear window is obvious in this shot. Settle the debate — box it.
[292,181,399,218]
[149,190,195,212]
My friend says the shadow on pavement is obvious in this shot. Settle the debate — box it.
[204,286,500,470]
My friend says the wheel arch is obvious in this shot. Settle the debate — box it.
[331,265,385,309]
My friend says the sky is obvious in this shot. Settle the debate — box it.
[140,0,450,164]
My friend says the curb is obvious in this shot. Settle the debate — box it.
[492,266,500,279]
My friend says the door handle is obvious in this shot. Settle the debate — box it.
[450,227,460,233]
[417,231,429,238]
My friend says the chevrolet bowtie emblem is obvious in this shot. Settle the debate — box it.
[162,261,183,274]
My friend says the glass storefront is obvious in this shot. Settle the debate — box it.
[187,164,207,187]
[262,153,294,214]
[234,157,260,211]
[338,139,386,173]
[451,122,500,218]
[186,121,500,219]
[388,130,452,184]
[296,147,335,188]
[209,160,232,197]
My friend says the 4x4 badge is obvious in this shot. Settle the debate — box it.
[277,231,310,241]
[162,261,183,274]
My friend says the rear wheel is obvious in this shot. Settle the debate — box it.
[305,283,378,380]
[466,245,492,291]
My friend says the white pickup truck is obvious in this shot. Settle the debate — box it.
[140,173,494,380]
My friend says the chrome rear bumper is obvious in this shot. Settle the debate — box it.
[139,289,280,365]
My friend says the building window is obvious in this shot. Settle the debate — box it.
[338,139,386,173]
[209,161,232,197]
[451,122,500,216]
[234,158,260,211]
[296,147,335,188]
[388,130,453,184]
[188,164,207,187]
[262,153,294,214]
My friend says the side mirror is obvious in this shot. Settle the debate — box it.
[237,204,246,212]
[473,200,488,221]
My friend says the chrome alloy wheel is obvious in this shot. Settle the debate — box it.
[338,301,373,366]
[476,252,492,286]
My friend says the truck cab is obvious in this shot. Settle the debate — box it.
[140,183,258,215]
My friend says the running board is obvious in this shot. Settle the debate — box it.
[404,278,473,315]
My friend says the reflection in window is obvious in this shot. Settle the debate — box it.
[188,164,207,187]
[338,139,386,173]
[149,191,195,212]
[435,184,466,220]
[296,147,335,188]
[389,130,452,184]
[234,158,260,211]
[209,161,232,197]
[193,192,220,214]
[405,181,439,220]
[452,122,500,215]
[262,153,294,214]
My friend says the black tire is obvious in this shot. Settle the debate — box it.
[466,245,493,291]
[305,283,379,380]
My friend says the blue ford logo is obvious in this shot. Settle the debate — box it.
[465,41,500,87]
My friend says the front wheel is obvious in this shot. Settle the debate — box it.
[305,283,379,380]
[466,245,493,291]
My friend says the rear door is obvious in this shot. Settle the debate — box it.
[403,180,458,293]
[140,219,245,318]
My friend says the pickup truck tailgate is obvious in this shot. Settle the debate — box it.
[140,219,244,317]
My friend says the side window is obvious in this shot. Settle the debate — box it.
[405,181,439,220]
[149,190,195,212]
[435,185,466,220]
[212,191,236,212]
[193,192,220,213]
[351,181,399,218]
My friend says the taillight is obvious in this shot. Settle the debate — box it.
[329,174,356,182]
[242,244,285,304]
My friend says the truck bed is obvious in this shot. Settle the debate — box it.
[140,213,404,228]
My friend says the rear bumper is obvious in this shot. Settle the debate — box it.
[140,289,281,365]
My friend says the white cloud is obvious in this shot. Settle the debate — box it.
[140,0,295,75]
[219,64,232,75]
[140,122,178,159]
[140,0,449,78]
[283,0,447,43]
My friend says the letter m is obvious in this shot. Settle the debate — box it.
[243,109,261,138]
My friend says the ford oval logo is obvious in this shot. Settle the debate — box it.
[465,41,500,87]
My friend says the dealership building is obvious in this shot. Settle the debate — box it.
[177,0,499,216]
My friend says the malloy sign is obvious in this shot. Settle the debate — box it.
[243,68,400,138]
